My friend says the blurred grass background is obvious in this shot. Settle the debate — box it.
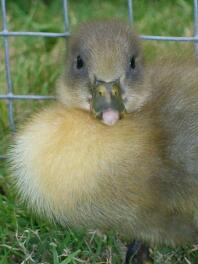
[0,0,198,263]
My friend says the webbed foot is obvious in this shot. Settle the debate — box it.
[125,240,153,264]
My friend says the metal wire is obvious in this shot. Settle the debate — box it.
[63,0,69,32]
[127,0,133,24]
[0,31,69,37]
[1,0,15,131]
[0,95,55,100]
[140,35,198,42]
[0,0,198,160]
[194,0,198,58]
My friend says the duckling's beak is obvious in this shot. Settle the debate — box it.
[90,80,126,125]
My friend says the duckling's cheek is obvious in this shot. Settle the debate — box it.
[80,101,90,111]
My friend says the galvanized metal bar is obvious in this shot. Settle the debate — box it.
[0,31,70,37]
[194,0,198,58]
[63,0,69,31]
[0,32,197,42]
[127,0,133,24]
[0,94,55,100]
[1,0,15,130]
[140,35,198,42]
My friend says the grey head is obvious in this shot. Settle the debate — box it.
[57,20,148,125]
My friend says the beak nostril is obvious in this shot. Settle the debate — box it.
[96,85,106,97]
[114,91,118,96]
[112,86,119,97]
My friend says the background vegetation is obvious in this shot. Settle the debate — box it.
[0,0,197,263]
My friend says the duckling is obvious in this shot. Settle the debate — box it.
[9,21,198,264]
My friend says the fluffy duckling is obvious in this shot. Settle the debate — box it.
[10,21,198,264]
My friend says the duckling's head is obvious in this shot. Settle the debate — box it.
[57,20,147,125]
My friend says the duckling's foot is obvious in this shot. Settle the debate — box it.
[125,240,153,264]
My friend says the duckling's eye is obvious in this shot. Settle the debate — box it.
[130,56,136,69]
[76,55,84,69]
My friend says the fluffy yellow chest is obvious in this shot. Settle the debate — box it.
[11,104,156,225]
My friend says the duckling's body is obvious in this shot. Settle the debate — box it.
[12,104,160,238]
[9,21,198,263]
[11,75,198,245]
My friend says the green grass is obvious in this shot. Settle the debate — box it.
[0,0,198,263]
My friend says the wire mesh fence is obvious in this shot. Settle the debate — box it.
[0,0,198,160]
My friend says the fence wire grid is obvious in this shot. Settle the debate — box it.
[0,0,198,160]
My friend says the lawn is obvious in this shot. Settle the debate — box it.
[0,0,198,263]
